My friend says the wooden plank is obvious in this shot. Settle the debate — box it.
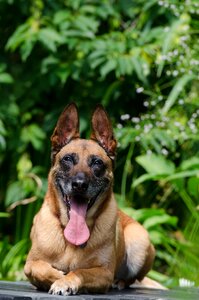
[0,281,198,300]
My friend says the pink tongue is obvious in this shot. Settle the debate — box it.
[64,199,90,246]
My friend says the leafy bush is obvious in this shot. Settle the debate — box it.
[0,0,199,286]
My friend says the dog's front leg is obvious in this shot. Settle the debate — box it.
[24,260,64,291]
[49,267,114,295]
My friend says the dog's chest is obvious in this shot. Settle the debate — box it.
[53,245,95,273]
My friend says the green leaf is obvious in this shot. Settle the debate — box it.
[41,56,59,74]
[152,129,176,152]
[149,230,165,244]
[6,23,30,51]
[56,66,71,84]
[180,157,199,171]
[116,56,133,77]
[143,214,178,229]
[38,28,63,52]
[132,173,164,188]
[136,153,175,175]
[21,124,46,150]
[0,73,13,84]
[2,239,28,271]
[161,74,196,115]
[165,170,199,182]
[0,212,10,218]
[147,136,162,153]
[53,10,70,25]
[187,177,199,198]
[100,59,116,78]
[73,15,98,34]
[17,154,32,179]
[131,57,146,83]
[21,38,35,61]
[5,182,26,207]
[0,119,7,136]
[90,56,106,69]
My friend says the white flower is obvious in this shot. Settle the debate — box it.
[166,70,171,76]
[182,24,189,31]
[144,124,153,133]
[162,148,169,156]
[173,49,178,56]
[189,123,196,131]
[131,117,140,123]
[174,12,180,17]
[181,36,188,41]
[136,87,144,93]
[135,124,140,130]
[156,121,165,128]
[192,113,197,118]
[178,99,184,105]
[162,116,169,122]
[160,54,167,61]
[174,121,181,127]
[158,0,164,6]
[147,150,152,155]
[170,4,176,10]
[179,278,195,287]
[120,114,130,121]
[150,114,156,119]
[117,123,123,129]
[135,136,141,142]
[173,70,179,77]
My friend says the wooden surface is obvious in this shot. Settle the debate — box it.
[0,281,198,300]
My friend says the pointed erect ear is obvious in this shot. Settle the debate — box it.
[51,103,79,163]
[91,105,117,160]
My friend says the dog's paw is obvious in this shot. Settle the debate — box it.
[49,276,81,296]
[112,279,125,290]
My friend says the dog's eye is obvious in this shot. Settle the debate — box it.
[62,155,74,164]
[61,153,78,169]
[91,158,105,177]
[92,159,103,167]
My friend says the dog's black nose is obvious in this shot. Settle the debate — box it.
[72,173,88,192]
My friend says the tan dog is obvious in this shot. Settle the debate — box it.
[24,104,157,295]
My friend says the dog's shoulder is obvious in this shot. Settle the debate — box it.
[29,199,66,259]
[117,209,137,228]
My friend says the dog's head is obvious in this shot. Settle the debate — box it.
[49,103,117,247]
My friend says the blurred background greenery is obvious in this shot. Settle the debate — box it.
[0,0,199,288]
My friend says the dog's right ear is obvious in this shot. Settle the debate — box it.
[51,103,79,164]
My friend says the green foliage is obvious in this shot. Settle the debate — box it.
[0,0,199,286]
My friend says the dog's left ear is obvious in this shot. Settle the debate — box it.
[51,103,80,163]
[91,105,117,160]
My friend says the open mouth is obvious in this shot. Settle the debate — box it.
[62,193,100,247]
[63,195,96,215]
